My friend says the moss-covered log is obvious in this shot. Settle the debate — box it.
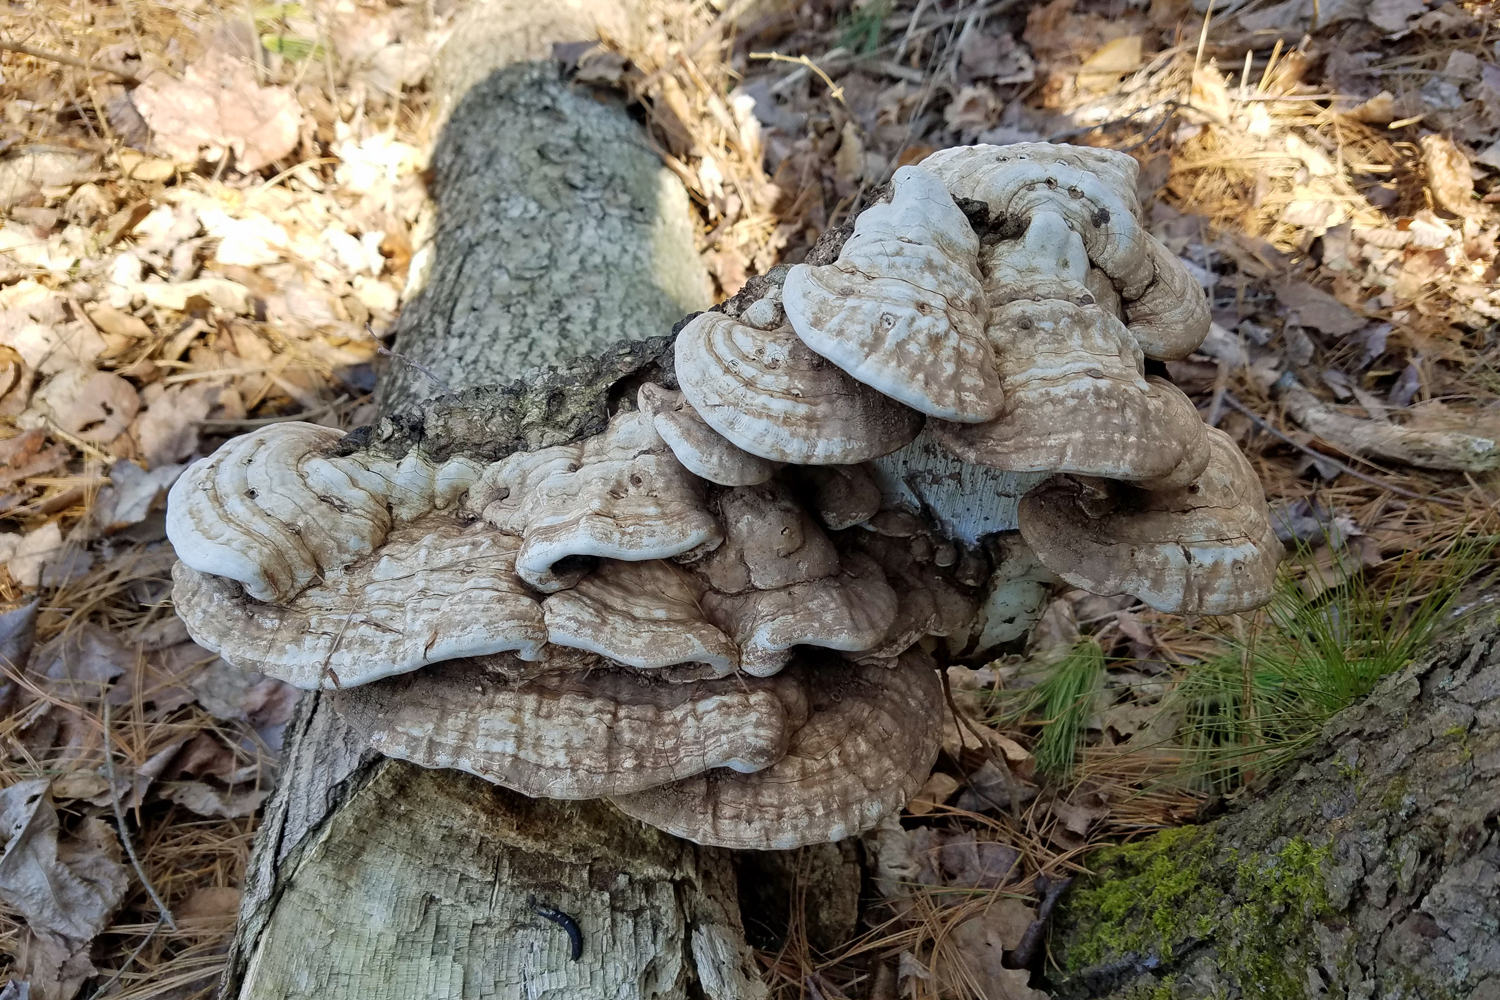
[1049,615,1500,1000]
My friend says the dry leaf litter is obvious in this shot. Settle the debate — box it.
[1,0,1498,996]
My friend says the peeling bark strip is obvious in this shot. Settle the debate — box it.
[1050,616,1500,1000]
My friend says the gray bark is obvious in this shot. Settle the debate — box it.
[379,58,709,413]
[1049,614,1500,1000]
[224,697,763,999]
[220,11,765,998]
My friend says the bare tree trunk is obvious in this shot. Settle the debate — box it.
[1048,616,1500,1000]
[218,8,764,997]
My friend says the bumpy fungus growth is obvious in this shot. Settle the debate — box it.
[166,142,1280,850]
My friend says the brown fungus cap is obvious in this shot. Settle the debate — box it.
[1017,426,1281,615]
[700,551,898,676]
[934,298,1210,486]
[922,144,1155,298]
[782,165,1002,423]
[636,382,779,487]
[609,648,942,850]
[170,517,547,689]
[674,312,922,464]
[1122,238,1212,361]
[846,531,977,663]
[334,658,812,799]
[541,558,738,675]
[791,463,882,531]
[509,409,723,592]
[697,483,840,594]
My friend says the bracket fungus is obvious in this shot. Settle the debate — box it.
[166,142,1280,851]
[782,165,1002,422]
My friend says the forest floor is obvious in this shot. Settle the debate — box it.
[0,0,1496,997]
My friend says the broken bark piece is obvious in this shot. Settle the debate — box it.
[1282,381,1499,472]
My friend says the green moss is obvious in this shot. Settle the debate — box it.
[1222,838,1334,1000]
[1057,828,1333,1000]
[1058,826,1219,972]
[1380,775,1410,813]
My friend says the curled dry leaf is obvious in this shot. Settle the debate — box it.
[159,781,271,819]
[2,524,74,589]
[33,368,139,444]
[132,383,216,469]
[86,460,187,535]
[132,51,304,172]
[0,430,69,492]
[937,918,1050,1000]
[1274,281,1365,337]
[1419,134,1482,218]
[0,780,127,1000]
[175,885,243,930]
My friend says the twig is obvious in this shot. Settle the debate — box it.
[893,0,933,62]
[1192,0,1215,78]
[249,156,340,202]
[749,52,847,105]
[377,344,453,393]
[0,38,139,84]
[101,698,177,930]
[940,668,1023,821]
[1221,393,1462,506]
[198,393,354,430]
[86,915,165,1000]
[1046,99,1184,145]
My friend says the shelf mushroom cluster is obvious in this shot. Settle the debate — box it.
[166,142,1281,851]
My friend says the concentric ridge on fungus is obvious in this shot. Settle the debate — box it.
[166,142,1280,850]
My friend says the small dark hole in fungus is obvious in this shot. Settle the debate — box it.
[549,553,598,582]
[1187,483,1201,494]
[245,488,258,499]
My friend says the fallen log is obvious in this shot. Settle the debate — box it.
[1050,615,1500,1000]
[217,3,761,996]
